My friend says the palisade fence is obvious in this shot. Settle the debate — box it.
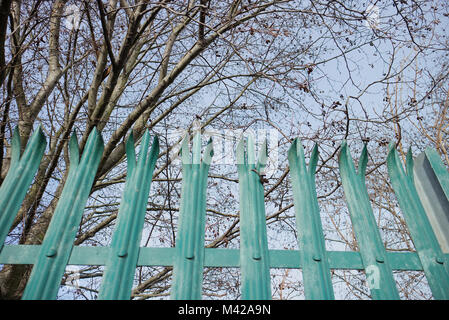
[0,126,448,300]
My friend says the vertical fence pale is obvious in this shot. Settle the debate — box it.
[387,144,449,300]
[0,127,46,250]
[22,129,104,300]
[288,139,334,299]
[98,130,159,300]
[171,133,213,299]
[339,142,400,300]
[237,135,271,300]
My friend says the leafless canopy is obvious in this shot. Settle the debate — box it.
[0,0,448,299]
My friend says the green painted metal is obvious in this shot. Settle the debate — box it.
[288,139,334,300]
[339,142,400,300]
[98,130,159,300]
[414,149,449,253]
[423,148,449,199]
[387,144,449,300]
[237,135,271,300]
[170,133,213,300]
[21,128,104,300]
[1,129,449,300]
[0,127,46,250]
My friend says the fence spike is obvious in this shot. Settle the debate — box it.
[423,147,449,198]
[22,128,104,300]
[180,134,191,165]
[256,138,268,172]
[414,147,449,255]
[387,143,449,299]
[68,130,79,167]
[9,127,21,168]
[125,131,136,175]
[406,147,414,180]
[171,134,213,300]
[247,134,256,165]
[192,131,202,164]
[203,137,214,165]
[308,143,319,175]
[236,137,246,165]
[98,130,159,300]
[358,143,368,179]
[0,126,46,251]
[237,136,271,300]
[288,139,334,300]
[339,141,400,300]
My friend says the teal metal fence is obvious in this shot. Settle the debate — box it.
[0,127,448,300]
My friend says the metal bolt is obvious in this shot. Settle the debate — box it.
[376,256,384,263]
[46,248,57,258]
[312,255,321,262]
[435,256,445,264]
[118,250,128,258]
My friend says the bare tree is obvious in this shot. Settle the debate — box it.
[0,0,448,299]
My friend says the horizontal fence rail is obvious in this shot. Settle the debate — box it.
[0,127,448,300]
